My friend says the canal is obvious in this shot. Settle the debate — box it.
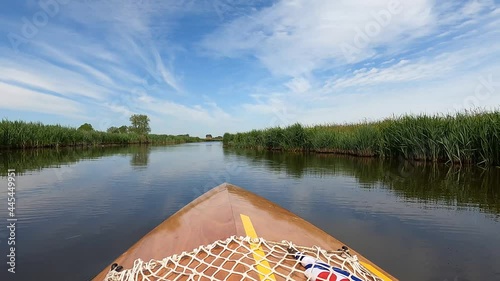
[0,142,499,280]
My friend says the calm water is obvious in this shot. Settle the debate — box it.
[0,142,499,281]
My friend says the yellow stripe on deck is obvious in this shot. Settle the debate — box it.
[360,261,392,281]
[240,214,277,281]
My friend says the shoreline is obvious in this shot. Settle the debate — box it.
[223,145,476,165]
[0,141,198,150]
[0,141,202,151]
[222,111,500,166]
[0,119,203,150]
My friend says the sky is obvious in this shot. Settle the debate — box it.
[0,0,499,137]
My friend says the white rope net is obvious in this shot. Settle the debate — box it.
[105,236,383,281]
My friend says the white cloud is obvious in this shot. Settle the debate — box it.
[0,0,190,128]
[92,91,236,135]
[197,0,500,133]
[139,94,231,123]
[460,0,494,17]
[1,0,499,136]
[59,0,207,93]
[35,42,115,85]
[0,53,112,101]
[236,31,500,129]
[285,77,311,93]
[243,93,286,114]
[0,82,83,117]
[202,0,436,76]
[323,41,500,91]
[241,61,500,128]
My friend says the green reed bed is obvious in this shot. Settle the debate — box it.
[0,120,201,149]
[223,111,500,166]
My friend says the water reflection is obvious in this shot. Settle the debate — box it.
[223,148,500,216]
[1,146,498,215]
[0,143,498,280]
[0,146,150,176]
[130,146,151,169]
[2,146,498,216]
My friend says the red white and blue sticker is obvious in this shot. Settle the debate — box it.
[294,252,364,281]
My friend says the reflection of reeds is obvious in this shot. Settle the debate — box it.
[382,164,500,216]
[0,120,201,149]
[223,111,500,166]
[0,146,150,176]
[224,148,500,215]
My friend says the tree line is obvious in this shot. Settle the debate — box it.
[77,114,151,135]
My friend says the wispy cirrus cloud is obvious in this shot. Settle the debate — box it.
[323,41,500,91]
[201,0,439,76]
[0,50,113,101]
[0,0,499,136]
[0,82,83,117]
[200,0,499,129]
[0,0,238,135]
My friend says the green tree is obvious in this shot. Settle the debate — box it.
[129,114,151,135]
[118,125,128,134]
[78,123,94,131]
[107,126,119,134]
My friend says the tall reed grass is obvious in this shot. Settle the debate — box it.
[0,120,201,149]
[223,111,500,166]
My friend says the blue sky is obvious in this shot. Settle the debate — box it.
[0,0,499,137]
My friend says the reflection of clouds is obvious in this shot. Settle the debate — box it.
[54,165,75,181]
[305,179,489,235]
[145,143,227,179]
[0,152,187,258]
[259,176,499,281]
[4,157,131,195]
[222,148,500,280]
[250,168,494,237]
[0,143,498,280]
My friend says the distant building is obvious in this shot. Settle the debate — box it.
[206,134,213,139]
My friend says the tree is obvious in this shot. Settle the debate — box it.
[118,125,128,134]
[107,126,119,133]
[129,114,151,135]
[108,125,129,134]
[78,123,94,131]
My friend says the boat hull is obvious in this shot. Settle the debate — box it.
[92,183,397,280]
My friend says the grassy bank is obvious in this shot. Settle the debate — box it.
[223,111,500,166]
[0,120,201,149]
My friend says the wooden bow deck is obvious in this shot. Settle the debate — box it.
[93,183,397,280]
